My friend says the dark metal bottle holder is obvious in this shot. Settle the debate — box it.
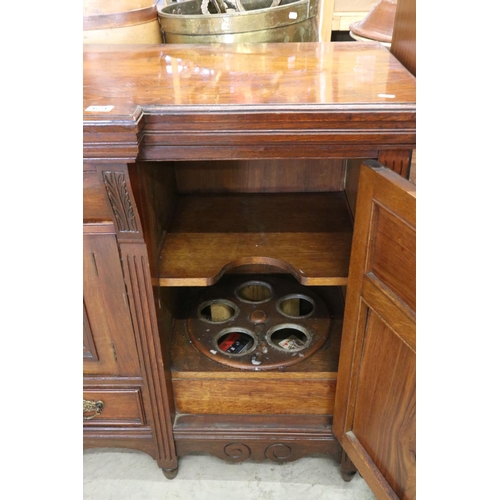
[186,276,331,370]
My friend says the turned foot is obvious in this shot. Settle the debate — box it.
[341,469,356,482]
[162,467,179,480]
[340,450,357,482]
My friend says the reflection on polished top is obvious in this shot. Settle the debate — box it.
[83,42,416,117]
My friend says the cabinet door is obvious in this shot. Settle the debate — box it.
[83,231,141,377]
[334,161,416,500]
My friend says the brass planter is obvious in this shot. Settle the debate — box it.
[158,0,319,44]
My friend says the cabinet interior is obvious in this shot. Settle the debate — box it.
[131,157,364,429]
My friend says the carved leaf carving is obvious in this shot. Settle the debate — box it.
[103,171,138,233]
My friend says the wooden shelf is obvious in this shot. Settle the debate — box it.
[158,192,353,287]
[167,284,344,415]
[169,281,344,374]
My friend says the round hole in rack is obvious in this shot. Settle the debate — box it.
[235,281,273,304]
[277,294,315,319]
[198,299,239,324]
[266,324,310,352]
[216,328,257,356]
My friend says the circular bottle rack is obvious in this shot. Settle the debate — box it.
[186,276,332,370]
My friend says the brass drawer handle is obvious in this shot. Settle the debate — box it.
[83,398,104,421]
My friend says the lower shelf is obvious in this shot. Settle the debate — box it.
[167,278,344,415]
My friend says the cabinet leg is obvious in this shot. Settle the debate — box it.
[162,467,179,480]
[340,449,357,482]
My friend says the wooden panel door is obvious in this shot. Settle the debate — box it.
[334,160,416,500]
[83,231,141,377]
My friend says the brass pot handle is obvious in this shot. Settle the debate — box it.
[83,399,104,421]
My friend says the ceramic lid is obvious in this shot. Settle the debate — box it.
[350,0,397,43]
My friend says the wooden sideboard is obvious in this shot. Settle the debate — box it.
[83,41,416,498]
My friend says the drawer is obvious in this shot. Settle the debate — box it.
[83,387,147,426]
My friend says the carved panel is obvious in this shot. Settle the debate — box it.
[175,439,340,464]
[223,443,251,462]
[265,443,293,462]
[102,170,139,233]
[83,232,141,376]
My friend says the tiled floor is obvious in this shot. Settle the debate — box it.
[84,448,376,499]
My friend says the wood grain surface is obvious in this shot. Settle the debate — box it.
[83,387,146,426]
[174,159,347,194]
[390,0,416,76]
[158,192,353,286]
[83,232,142,377]
[334,161,416,499]
[173,414,341,464]
[83,42,415,112]
[83,40,417,476]
[84,43,416,162]
[83,171,114,224]
[167,282,343,415]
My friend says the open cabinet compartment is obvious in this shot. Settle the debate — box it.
[130,156,365,462]
[153,158,355,287]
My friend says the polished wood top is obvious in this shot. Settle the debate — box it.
[83,42,416,161]
[83,42,415,117]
